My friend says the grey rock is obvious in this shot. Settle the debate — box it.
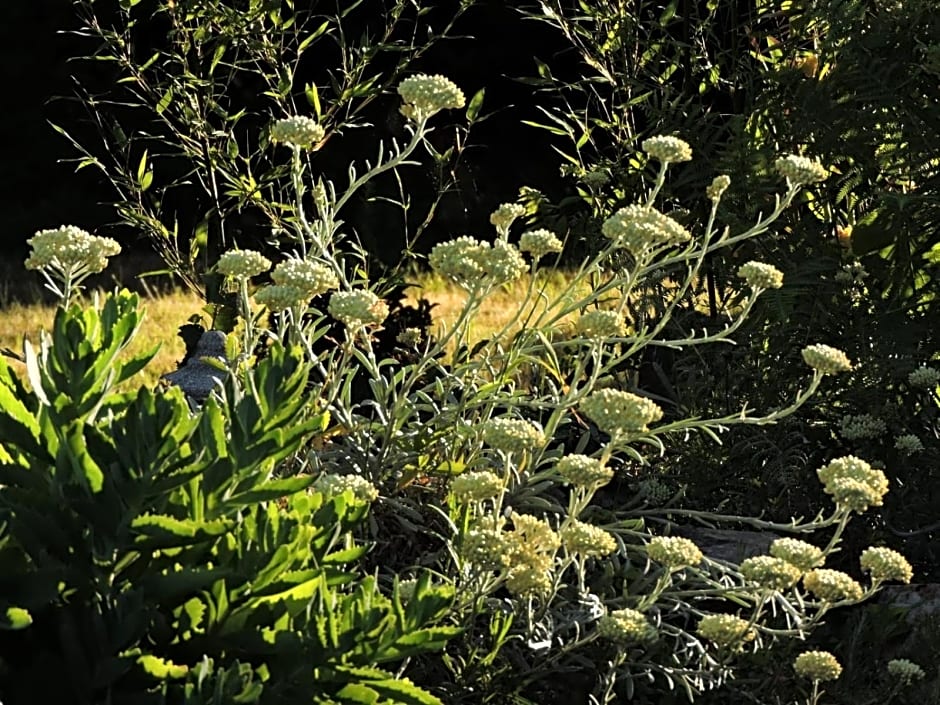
[675,527,779,564]
[162,330,228,401]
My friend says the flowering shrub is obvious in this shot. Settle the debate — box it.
[11,99,922,701]
[34,0,933,699]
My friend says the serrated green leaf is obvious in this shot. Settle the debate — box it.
[137,654,188,680]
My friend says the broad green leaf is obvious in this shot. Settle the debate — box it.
[466,88,485,123]
[1,606,32,630]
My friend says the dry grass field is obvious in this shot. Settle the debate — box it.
[0,268,597,389]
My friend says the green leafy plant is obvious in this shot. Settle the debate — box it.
[0,288,458,705]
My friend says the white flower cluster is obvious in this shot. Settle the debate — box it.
[803,568,864,602]
[555,455,613,488]
[502,513,560,596]
[597,608,656,644]
[908,365,940,389]
[481,417,545,454]
[817,455,889,513]
[647,536,703,570]
[769,538,824,572]
[328,290,389,328]
[396,327,423,347]
[428,237,528,289]
[518,229,563,258]
[642,135,692,164]
[461,525,505,570]
[398,74,465,122]
[575,309,627,339]
[737,261,784,289]
[254,284,308,311]
[706,175,731,201]
[25,225,121,274]
[312,473,379,503]
[775,154,828,186]
[271,258,339,298]
[839,413,887,441]
[216,250,272,279]
[697,614,756,647]
[601,204,691,255]
[561,520,618,558]
[894,434,924,456]
[860,546,913,583]
[580,389,664,435]
[802,344,853,375]
[794,651,842,682]
[450,470,504,502]
[739,556,802,591]
[887,659,925,685]
[270,116,326,149]
[489,203,527,236]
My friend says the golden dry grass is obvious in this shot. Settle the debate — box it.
[0,269,643,389]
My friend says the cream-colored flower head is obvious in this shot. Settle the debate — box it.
[481,417,545,454]
[575,310,627,339]
[270,116,325,149]
[860,546,913,584]
[501,512,560,597]
[794,651,842,682]
[769,538,824,572]
[450,470,504,502]
[490,203,527,236]
[215,249,271,279]
[25,225,121,274]
[429,236,487,286]
[398,74,465,122]
[328,290,389,328]
[462,525,507,570]
[561,520,618,558]
[737,261,784,289]
[597,608,657,644]
[802,344,853,374]
[601,205,691,255]
[481,242,528,283]
[271,259,339,297]
[505,564,553,596]
[429,237,527,289]
[908,365,940,389]
[739,556,802,591]
[647,536,703,570]
[555,455,614,488]
[643,135,692,164]
[894,434,924,456]
[775,154,828,186]
[697,614,756,647]
[396,327,423,347]
[887,659,925,686]
[580,389,663,435]
[816,456,889,513]
[254,284,308,311]
[839,413,887,441]
[312,473,379,503]
[519,229,563,258]
[803,569,864,602]
[706,175,731,201]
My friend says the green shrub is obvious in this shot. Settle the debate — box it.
[0,289,458,704]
